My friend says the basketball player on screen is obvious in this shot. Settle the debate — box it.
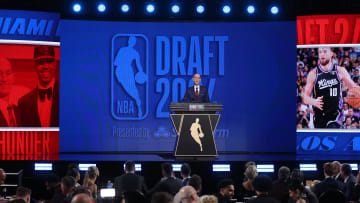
[302,47,360,128]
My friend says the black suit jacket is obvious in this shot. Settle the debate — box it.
[148,177,182,196]
[0,105,21,127]
[343,175,356,201]
[247,194,281,203]
[314,177,345,198]
[18,81,59,127]
[114,173,147,197]
[182,86,210,103]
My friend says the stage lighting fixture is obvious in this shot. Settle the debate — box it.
[123,163,142,171]
[79,163,97,171]
[72,3,82,13]
[212,164,231,172]
[172,164,182,172]
[171,4,180,14]
[100,189,115,198]
[222,5,231,14]
[121,3,130,13]
[247,5,255,14]
[270,6,279,15]
[146,3,155,13]
[196,4,205,14]
[34,163,53,171]
[299,163,317,171]
[256,164,274,173]
[97,3,106,12]
[350,163,358,171]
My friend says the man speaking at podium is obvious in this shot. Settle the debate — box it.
[182,74,210,103]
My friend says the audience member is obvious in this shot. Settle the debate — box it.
[173,186,199,203]
[247,175,280,203]
[239,165,257,200]
[199,195,218,203]
[0,168,5,184]
[66,163,81,187]
[151,192,173,203]
[271,166,290,203]
[288,181,309,203]
[114,161,147,197]
[332,161,343,182]
[313,162,344,198]
[51,176,75,203]
[148,163,182,196]
[71,194,92,203]
[214,179,234,203]
[188,174,202,195]
[340,163,356,201]
[181,163,191,186]
[83,166,99,198]
[289,169,318,203]
[9,187,31,203]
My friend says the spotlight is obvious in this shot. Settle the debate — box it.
[172,164,182,172]
[256,164,274,173]
[212,164,231,172]
[121,3,130,13]
[171,4,180,14]
[97,3,106,12]
[247,5,255,14]
[34,163,53,171]
[100,189,115,198]
[72,3,82,13]
[222,5,231,14]
[196,4,205,14]
[299,163,317,171]
[146,3,155,13]
[270,6,279,15]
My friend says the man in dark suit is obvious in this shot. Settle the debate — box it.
[181,163,191,186]
[18,46,59,127]
[333,161,344,182]
[340,163,356,201]
[0,57,20,127]
[8,187,31,203]
[182,74,210,103]
[214,179,235,203]
[271,166,290,203]
[247,176,280,203]
[114,161,147,197]
[314,162,345,198]
[148,162,182,196]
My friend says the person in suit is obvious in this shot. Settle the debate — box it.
[332,161,344,182]
[182,74,210,103]
[181,163,191,186]
[114,161,147,197]
[18,46,59,127]
[8,187,31,203]
[340,163,356,201]
[271,166,290,203]
[247,175,280,203]
[0,57,20,127]
[314,162,345,198]
[214,179,235,203]
[148,162,182,196]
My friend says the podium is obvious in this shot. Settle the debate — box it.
[169,103,222,157]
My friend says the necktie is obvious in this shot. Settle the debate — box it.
[195,87,199,101]
[38,87,53,101]
[7,105,16,127]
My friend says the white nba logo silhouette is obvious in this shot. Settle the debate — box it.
[190,118,205,151]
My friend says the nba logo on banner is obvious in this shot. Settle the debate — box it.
[111,34,149,120]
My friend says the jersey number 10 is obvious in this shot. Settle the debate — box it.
[329,88,337,97]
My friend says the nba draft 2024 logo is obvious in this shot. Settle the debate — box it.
[111,34,149,120]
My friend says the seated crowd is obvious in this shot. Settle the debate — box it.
[1,160,360,203]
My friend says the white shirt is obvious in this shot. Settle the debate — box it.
[344,176,349,183]
[194,85,200,93]
[37,78,55,127]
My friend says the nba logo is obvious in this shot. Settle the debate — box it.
[111,34,149,120]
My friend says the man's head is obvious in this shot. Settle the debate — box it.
[15,187,31,203]
[218,179,234,200]
[318,47,333,66]
[278,166,290,181]
[288,181,304,201]
[253,175,273,195]
[161,162,173,178]
[192,74,201,86]
[34,46,56,86]
[124,161,135,173]
[199,195,217,203]
[45,175,60,191]
[0,57,14,98]
[181,163,191,179]
[348,108,354,117]
[0,168,5,184]
[188,174,202,193]
[175,186,199,203]
[343,103,349,110]
[332,161,341,175]
[323,162,335,177]
[151,192,173,203]
[71,193,92,203]
[128,36,136,47]
[290,169,304,183]
[61,176,76,195]
[341,163,352,178]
